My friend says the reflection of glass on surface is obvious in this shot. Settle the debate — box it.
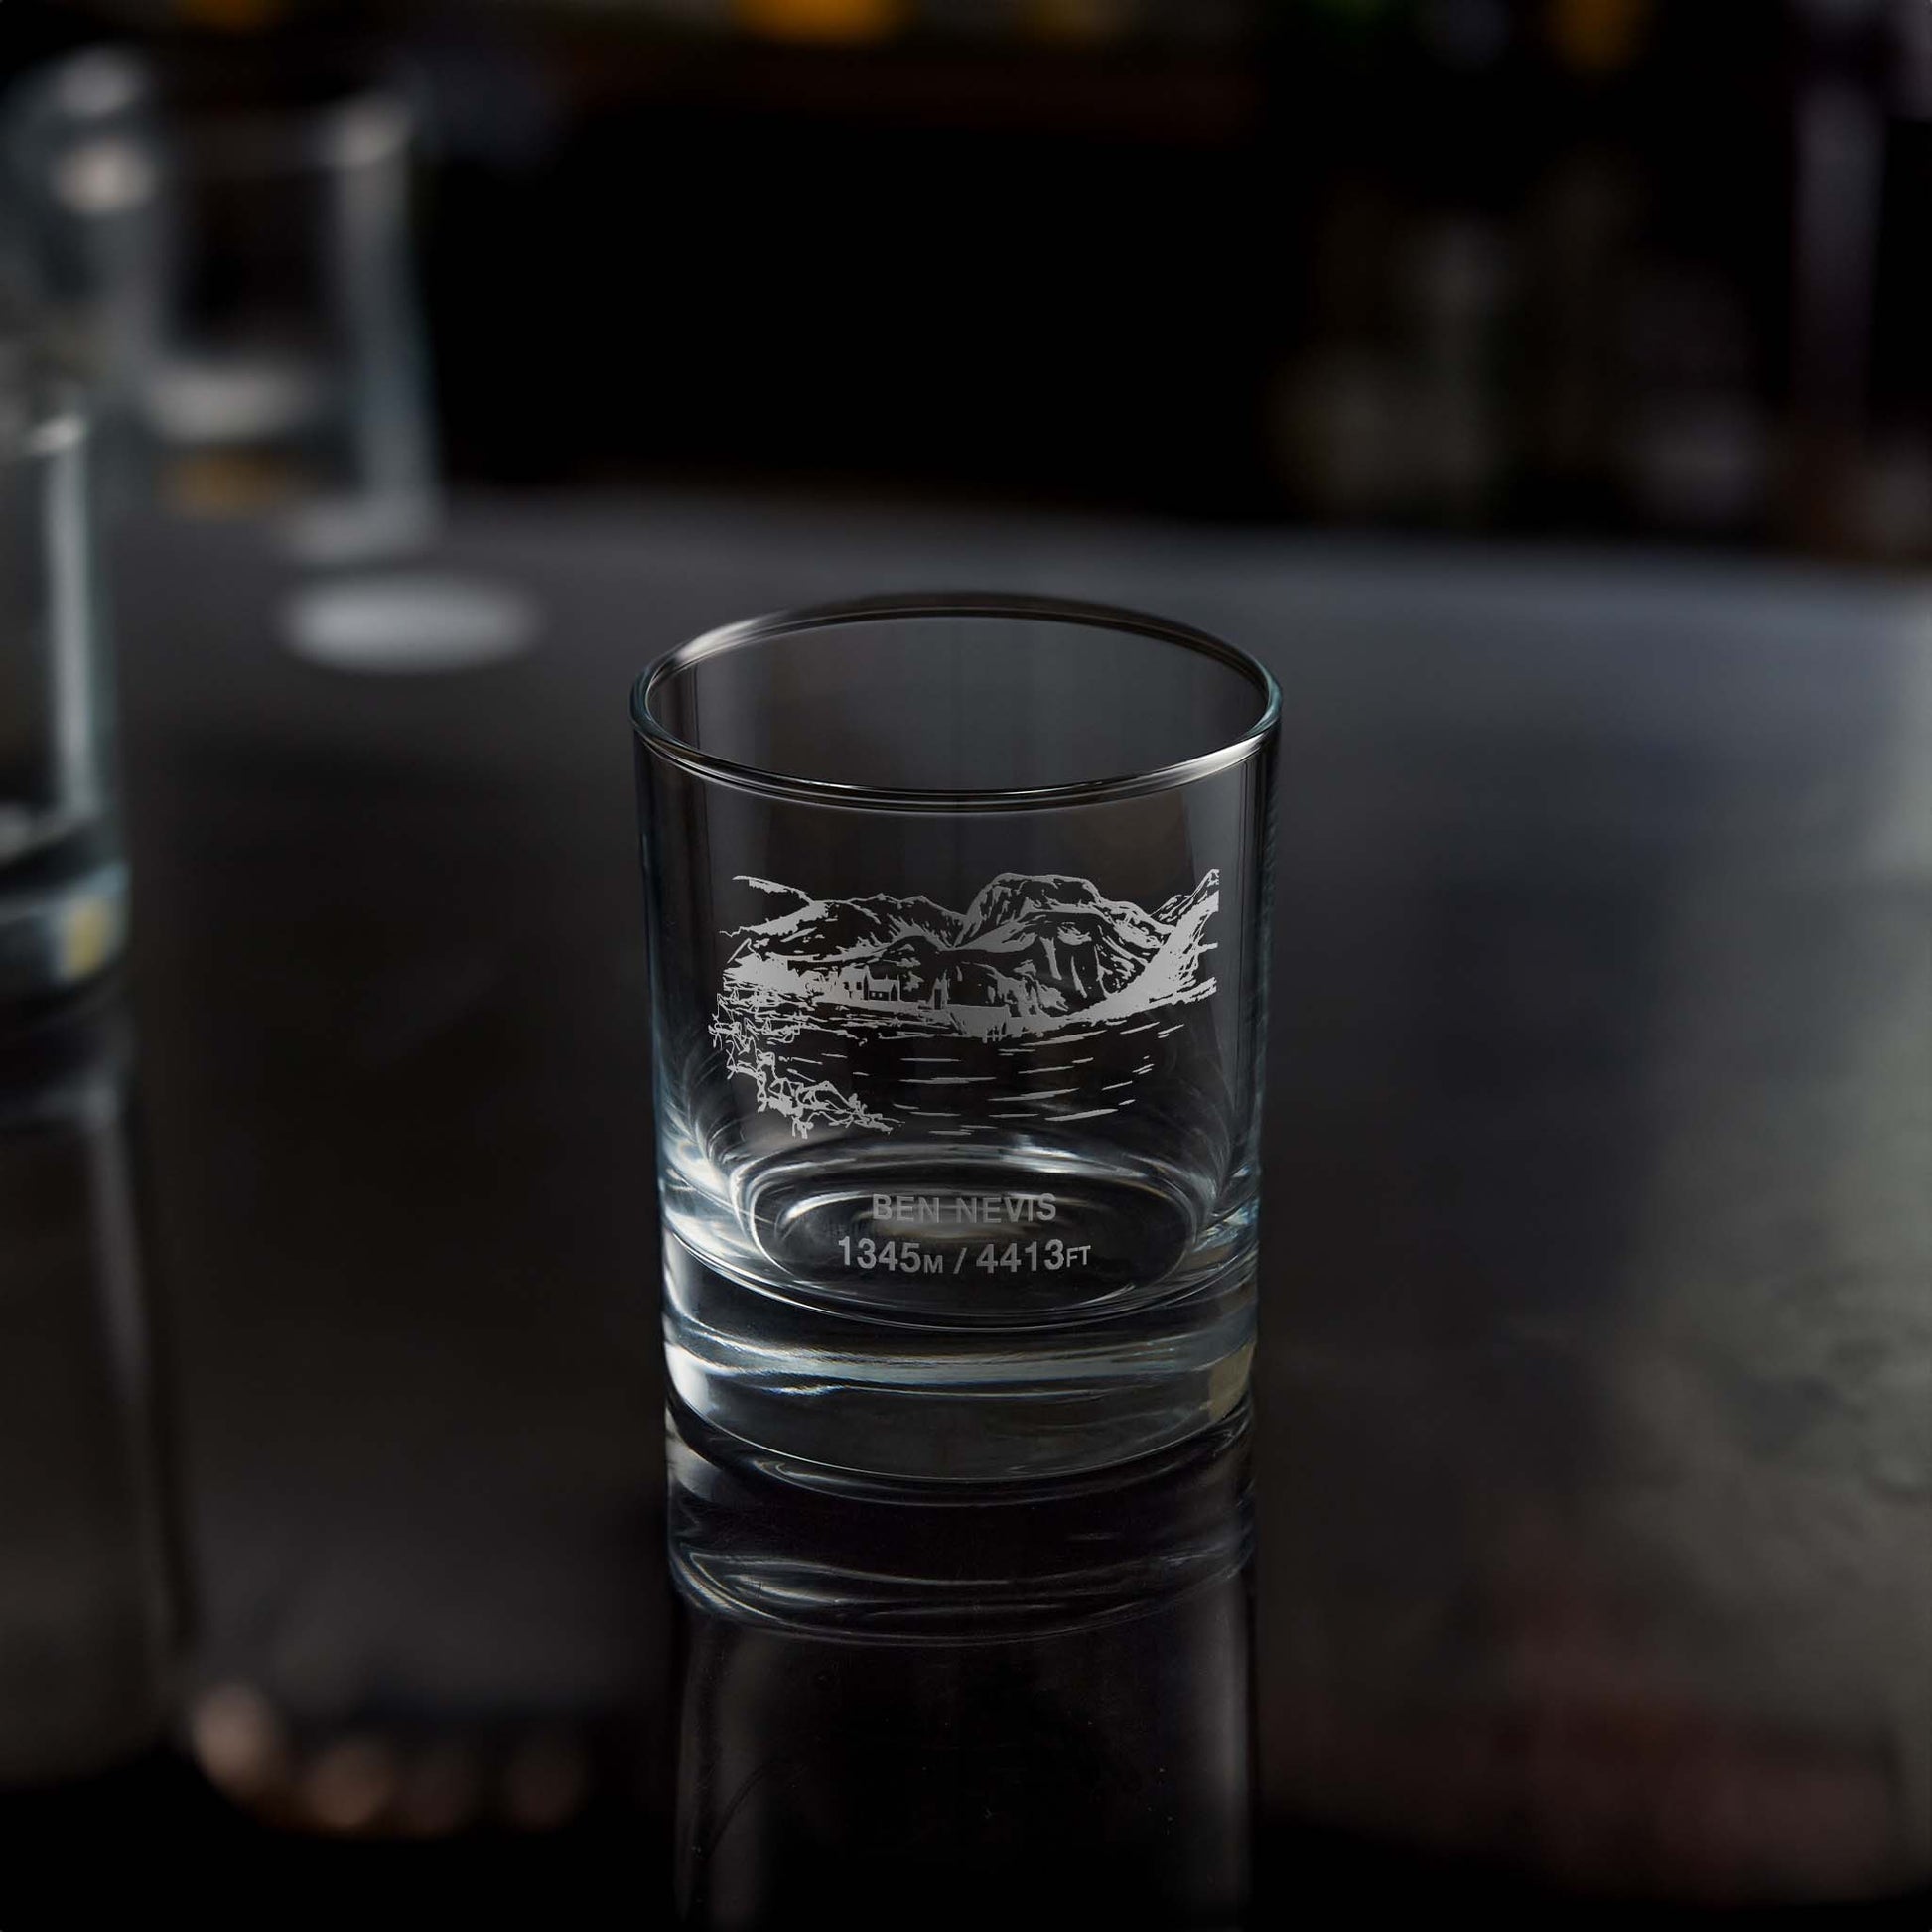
[6,47,436,556]
[0,357,123,1005]
[669,1397,1253,1928]
[0,988,175,1788]
[634,596,1279,1481]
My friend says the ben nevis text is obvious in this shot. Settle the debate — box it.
[873,1193,1057,1227]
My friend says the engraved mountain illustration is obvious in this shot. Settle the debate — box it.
[711,870,1222,1137]
[723,870,1219,1029]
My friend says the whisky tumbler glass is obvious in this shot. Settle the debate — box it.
[633,595,1278,1480]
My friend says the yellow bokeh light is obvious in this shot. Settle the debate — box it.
[1021,0,1137,44]
[1548,0,1654,76]
[734,0,910,45]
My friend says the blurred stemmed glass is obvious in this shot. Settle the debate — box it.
[0,985,178,1795]
[5,43,437,562]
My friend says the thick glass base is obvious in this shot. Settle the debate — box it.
[667,1393,1255,1636]
[661,1225,1255,1482]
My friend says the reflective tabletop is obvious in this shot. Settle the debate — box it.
[3,494,1926,1921]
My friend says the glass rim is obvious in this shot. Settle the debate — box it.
[631,593,1281,814]
[11,45,413,182]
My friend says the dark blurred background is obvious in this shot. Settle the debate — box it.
[3,0,1927,554]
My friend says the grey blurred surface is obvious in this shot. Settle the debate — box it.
[111,493,1930,1898]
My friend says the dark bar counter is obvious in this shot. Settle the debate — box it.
[4,490,1924,1921]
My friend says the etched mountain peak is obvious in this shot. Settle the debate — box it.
[1154,868,1219,928]
[850,892,965,945]
[958,872,1169,952]
[726,889,963,965]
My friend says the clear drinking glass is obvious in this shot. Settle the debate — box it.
[632,595,1279,1479]
[0,988,176,1787]
[5,46,435,556]
[0,356,122,1005]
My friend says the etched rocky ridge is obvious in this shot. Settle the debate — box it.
[722,869,1219,1030]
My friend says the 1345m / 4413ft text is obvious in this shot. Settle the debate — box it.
[835,1237,1094,1273]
